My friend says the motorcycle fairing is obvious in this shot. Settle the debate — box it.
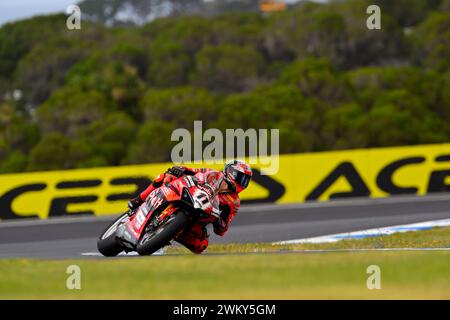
[116,176,218,247]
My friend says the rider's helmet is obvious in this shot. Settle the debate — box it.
[223,160,252,193]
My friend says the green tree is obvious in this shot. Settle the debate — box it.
[0,151,28,173]
[440,71,450,126]
[346,66,445,114]
[442,0,450,10]
[208,13,266,47]
[66,51,146,116]
[27,133,91,171]
[125,121,175,164]
[37,86,110,138]
[78,112,137,165]
[0,5,449,174]
[321,103,368,150]
[374,0,443,27]
[140,86,218,127]
[0,102,39,160]
[411,12,450,72]
[108,31,150,78]
[264,1,406,69]
[277,58,350,104]
[147,40,192,87]
[142,16,212,55]
[365,103,447,147]
[192,44,264,92]
[0,14,66,80]
[14,38,89,106]
[213,85,323,153]
[371,90,448,144]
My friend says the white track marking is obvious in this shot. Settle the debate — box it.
[274,218,450,245]
[285,248,450,252]
[81,252,103,256]
[82,248,166,257]
[82,247,450,257]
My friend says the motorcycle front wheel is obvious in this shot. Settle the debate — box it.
[97,213,129,257]
[136,210,188,256]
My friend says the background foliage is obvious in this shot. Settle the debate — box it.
[0,0,449,172]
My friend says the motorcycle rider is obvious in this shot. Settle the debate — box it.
[127,160,252,254]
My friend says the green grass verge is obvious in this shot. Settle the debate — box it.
[0,227,448,299]
[167,226,450,254]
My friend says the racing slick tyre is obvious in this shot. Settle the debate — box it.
[136,210,188,256]
[97,213,128,257]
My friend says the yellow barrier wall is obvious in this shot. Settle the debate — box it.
[1,143,449,220]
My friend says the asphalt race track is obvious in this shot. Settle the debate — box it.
[0,194,449,259]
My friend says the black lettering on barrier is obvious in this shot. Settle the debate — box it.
[0,184,47,219]
[427,155,450,193]
[56,180,102,189]
[48,179,103,216]
[106,177,152,201]
[49,196,98,217]
[376,157,425,195]
[241,169,285,204]
[305,162,370,201]
[435,155,450,162]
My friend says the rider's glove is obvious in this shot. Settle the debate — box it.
[213,217,226,235]
[128,196,143,211]
[210,207,221,220]
[167,166,187,177]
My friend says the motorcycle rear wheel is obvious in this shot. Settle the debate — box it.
[97,213,128,257]
[136,210,188,256]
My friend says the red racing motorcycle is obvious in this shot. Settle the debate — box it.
[97,175,219,256]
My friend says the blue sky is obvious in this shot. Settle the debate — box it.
[0,0,78,26]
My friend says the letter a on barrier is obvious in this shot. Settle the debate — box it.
[306,162,370,201]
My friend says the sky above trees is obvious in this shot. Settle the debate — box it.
[0,0,76,26]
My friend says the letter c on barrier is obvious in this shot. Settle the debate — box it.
[0,184,47,219]
[376,157,425,195]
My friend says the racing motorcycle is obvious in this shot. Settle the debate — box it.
[97,174,219,256]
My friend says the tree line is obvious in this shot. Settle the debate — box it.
[0,0,449,173]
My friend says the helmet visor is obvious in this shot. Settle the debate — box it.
[229,167,251,188]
